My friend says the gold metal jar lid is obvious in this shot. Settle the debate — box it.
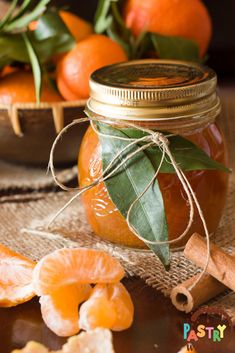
[87,59,220,121]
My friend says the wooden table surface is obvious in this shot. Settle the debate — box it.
[0,86,234,353]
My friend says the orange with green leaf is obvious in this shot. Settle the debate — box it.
[94,0,212,60]
[123,0,212,57]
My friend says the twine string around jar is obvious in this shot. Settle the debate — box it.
[46,115,210,292]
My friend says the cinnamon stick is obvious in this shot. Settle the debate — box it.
[171,233,234,313]
[170,272,226,313]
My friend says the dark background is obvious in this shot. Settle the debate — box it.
[50,0,235,81]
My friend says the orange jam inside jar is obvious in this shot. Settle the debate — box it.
[78,60,229,249]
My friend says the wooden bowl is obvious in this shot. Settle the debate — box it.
[0,101,88,166]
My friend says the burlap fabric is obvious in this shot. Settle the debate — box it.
[0,161,77,191]
[0,176,234,322]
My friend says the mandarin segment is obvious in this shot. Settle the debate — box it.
[40,284,91,337]
[79,287,117,331]
[33,248,125,296]
[0,243,35,307]
[79,283,134,331]
[107,282,134,331]
[79,297,116,331]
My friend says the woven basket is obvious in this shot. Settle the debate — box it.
[0,100,88,166]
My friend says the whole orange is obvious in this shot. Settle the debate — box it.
[123,0,212,57]
[0,71,63,103]
[56,34,127,101]
[59,10,93,43]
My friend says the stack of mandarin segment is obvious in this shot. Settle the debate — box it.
[33,248,134,336]
[0,243,134,337]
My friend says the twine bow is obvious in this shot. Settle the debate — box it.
[47,114,211,291]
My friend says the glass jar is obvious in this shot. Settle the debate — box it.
[78,60,229,249]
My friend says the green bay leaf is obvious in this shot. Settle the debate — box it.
[150,33,200,61]
[121,129,230,173]
[31,10,76,59]
[97,122,170,267]
[0,34,29,63]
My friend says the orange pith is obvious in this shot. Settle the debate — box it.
[40,284,91,337]
[56,34,128,100]
[0,243,35,307]
[33,248,125,296]
[79,283,134,331]
[123,0,212,57]
[0,71,63,104]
